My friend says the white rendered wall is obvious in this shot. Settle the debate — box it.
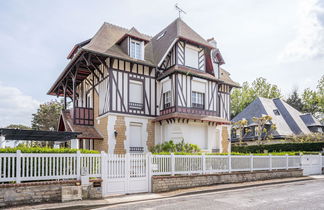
[107,114,152,154]
[158,121,222,152]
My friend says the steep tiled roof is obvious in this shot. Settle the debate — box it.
[82,22,155,66]
[150,18,214,66]
[220,68,240,88]
[59,110,103,140]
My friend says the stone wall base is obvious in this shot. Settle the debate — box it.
[0,180,102,208]
[152,169,303,193]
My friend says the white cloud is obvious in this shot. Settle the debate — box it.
[0,82,39,127]
[279,0,324,62]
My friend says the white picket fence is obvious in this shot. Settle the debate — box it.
[0,151,101,183]
[0,151,322,185]
[151,154,302,176]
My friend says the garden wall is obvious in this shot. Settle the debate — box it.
[152,169,303,193]
[0,179,102,208]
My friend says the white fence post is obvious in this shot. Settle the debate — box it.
[147,153,152,192]
[100,151,107,196]
[76,151,81,180]
[250,154,253,172]
[269,154,272,171]
[202,154,206,174]
[16,150,21,184]
[319,153,322,173]
[228,154,232,173]
[286,154,289,170]
[125,153,130,193]
[171,153,175,176]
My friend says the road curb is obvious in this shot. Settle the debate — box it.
[169,177,314,198]
[34,177,314,210]
[92,177,314,209]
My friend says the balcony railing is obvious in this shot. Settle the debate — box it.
[71,107,94,126]
[160,106,218,117]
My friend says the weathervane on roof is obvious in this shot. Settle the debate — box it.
[175,3,186,18]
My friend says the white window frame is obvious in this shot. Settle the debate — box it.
[185,44,199,69]
[191,91,204,109]
[130,39,142,60]
[129,80,144,110]
[163,90,172,109]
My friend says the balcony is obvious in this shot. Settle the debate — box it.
[160,106,218,117]
[70,107,94,126]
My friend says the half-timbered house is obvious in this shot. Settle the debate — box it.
[48,18,239,153]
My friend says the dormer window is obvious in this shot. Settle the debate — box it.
[130,39,143,60]
[185,44,199,69]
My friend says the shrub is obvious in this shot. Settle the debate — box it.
[232,142,324,153]
[0,146,99,154]
[150,140,201,153]
[152,151,320,156]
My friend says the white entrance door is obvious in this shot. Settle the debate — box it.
[301,155,322,175]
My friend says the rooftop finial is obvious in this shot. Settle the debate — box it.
[175,3,186,18]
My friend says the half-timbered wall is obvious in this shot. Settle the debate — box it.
[174,74,218,114]
[74,57,156,117]
[108,59,156,117]
[176,41,205,71]
[160,45,176,70]
[218,84,230,120]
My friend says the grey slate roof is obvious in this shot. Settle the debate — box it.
[300,114,323,127]
[232,97,319,137]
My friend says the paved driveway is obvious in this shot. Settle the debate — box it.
[99,178,324,210]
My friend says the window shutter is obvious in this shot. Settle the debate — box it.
[129,81,143,104]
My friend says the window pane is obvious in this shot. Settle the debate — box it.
[185,45,199,69]
[129,81,143,104]
[191,91,204,109]
[131,42,136,58]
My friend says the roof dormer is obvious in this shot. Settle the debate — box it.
[117,27,150,60]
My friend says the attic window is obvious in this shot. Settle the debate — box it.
[273,109,280,115]
[157,31,166,40]
[130,40,142,60]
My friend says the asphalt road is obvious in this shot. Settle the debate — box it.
[99,178,324,210]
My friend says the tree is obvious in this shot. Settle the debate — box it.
[232,119,250,146]
[31,100,63,131]
[5,124,31,130]
[252,115,277,144]
[286,89,303,112]
[302,88,319,115]
[231,77,282,118]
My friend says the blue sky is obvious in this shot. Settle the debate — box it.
[0,0,323,127]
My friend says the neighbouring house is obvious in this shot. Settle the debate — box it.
[48,18,239,153]
[231,97,324,142]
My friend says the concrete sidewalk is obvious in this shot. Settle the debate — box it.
[7,176,317,210]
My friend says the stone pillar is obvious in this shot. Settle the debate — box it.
[221,126,231,153]
[71,139,79,149]
[0,135,5,148]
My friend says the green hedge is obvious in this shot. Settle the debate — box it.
[153,151,320,156]
[232,142,324,153]
[0,147,99,154]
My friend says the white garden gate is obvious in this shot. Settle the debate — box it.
[301,154,322,175]
[101,153,150,196]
